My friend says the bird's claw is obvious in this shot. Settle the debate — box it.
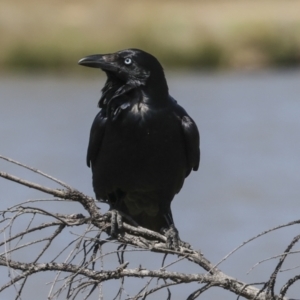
[161,225,191,250]
[161,224,179,250]
[104,209,123,236]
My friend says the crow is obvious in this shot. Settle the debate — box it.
[78,49,200,248]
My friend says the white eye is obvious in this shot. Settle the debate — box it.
[124,58,132,65]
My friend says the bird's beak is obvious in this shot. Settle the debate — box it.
[78,54,118,72]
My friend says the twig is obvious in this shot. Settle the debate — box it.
[0,154,72,189]
[247,250,300,274]
[212,219,300,271]
[187,283,215,300]
[267,235,300,297]
[279,275,300,298]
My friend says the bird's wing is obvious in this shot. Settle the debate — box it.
[181,115,200,172]
[170,96,200,174]
[86,110,106,168]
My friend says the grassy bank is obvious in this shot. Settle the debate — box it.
[1,0,300,72]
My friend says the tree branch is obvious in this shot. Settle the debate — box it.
[0,156,296,299]
[0,258,273,299]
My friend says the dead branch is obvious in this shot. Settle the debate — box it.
[0,155,298,299]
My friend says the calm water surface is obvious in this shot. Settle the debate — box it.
[1,70,300,299]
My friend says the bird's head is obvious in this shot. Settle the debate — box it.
[78,49,168,101]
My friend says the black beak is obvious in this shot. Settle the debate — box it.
[78,54,118,72]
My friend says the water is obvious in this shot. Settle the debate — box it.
[1,70,300,299]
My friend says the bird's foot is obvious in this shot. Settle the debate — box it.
[161,225,190,250]
[104,209,123,236]
[104,209,139,236]
[162,224,179,250]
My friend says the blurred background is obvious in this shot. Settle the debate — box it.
[1,0,300,72]
[1,0,300,299]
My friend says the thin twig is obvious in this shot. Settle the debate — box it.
[186,283,215,300]
[211,219,300,271]
[279,274,300,298]
[267,235,300,297]
[247,250,300,274]
[0,154,72,189]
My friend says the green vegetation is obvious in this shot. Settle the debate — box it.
[5,45,65,71]
[1,0,300,72]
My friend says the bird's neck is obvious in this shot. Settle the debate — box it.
[141,75,169,106]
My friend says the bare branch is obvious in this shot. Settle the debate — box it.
[0,155,72,189]
[187,283,215,300]
[0,171,68,197]
[213,219,300,270]
[267,235,300,297]
[0,157,296,299]
[279,275,300,298]
[248,250,300,275]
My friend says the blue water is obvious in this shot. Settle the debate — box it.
[1,70,300,299]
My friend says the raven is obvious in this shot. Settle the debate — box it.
[78,49,200,248]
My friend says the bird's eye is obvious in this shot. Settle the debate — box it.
[124,58,132,65]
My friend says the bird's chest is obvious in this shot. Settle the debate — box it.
[96,103,186,192]
[107,105,178,149]
[99,105,183,178]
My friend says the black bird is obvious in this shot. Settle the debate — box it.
[78,49,200,248]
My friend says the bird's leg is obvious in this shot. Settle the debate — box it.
[104,192,140,236]
[160,211,179,250]
[105,208,140,236]
[162,211,190,250]
[163,224,179,250]
[103,192,125,236]
[104,209,123,236]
